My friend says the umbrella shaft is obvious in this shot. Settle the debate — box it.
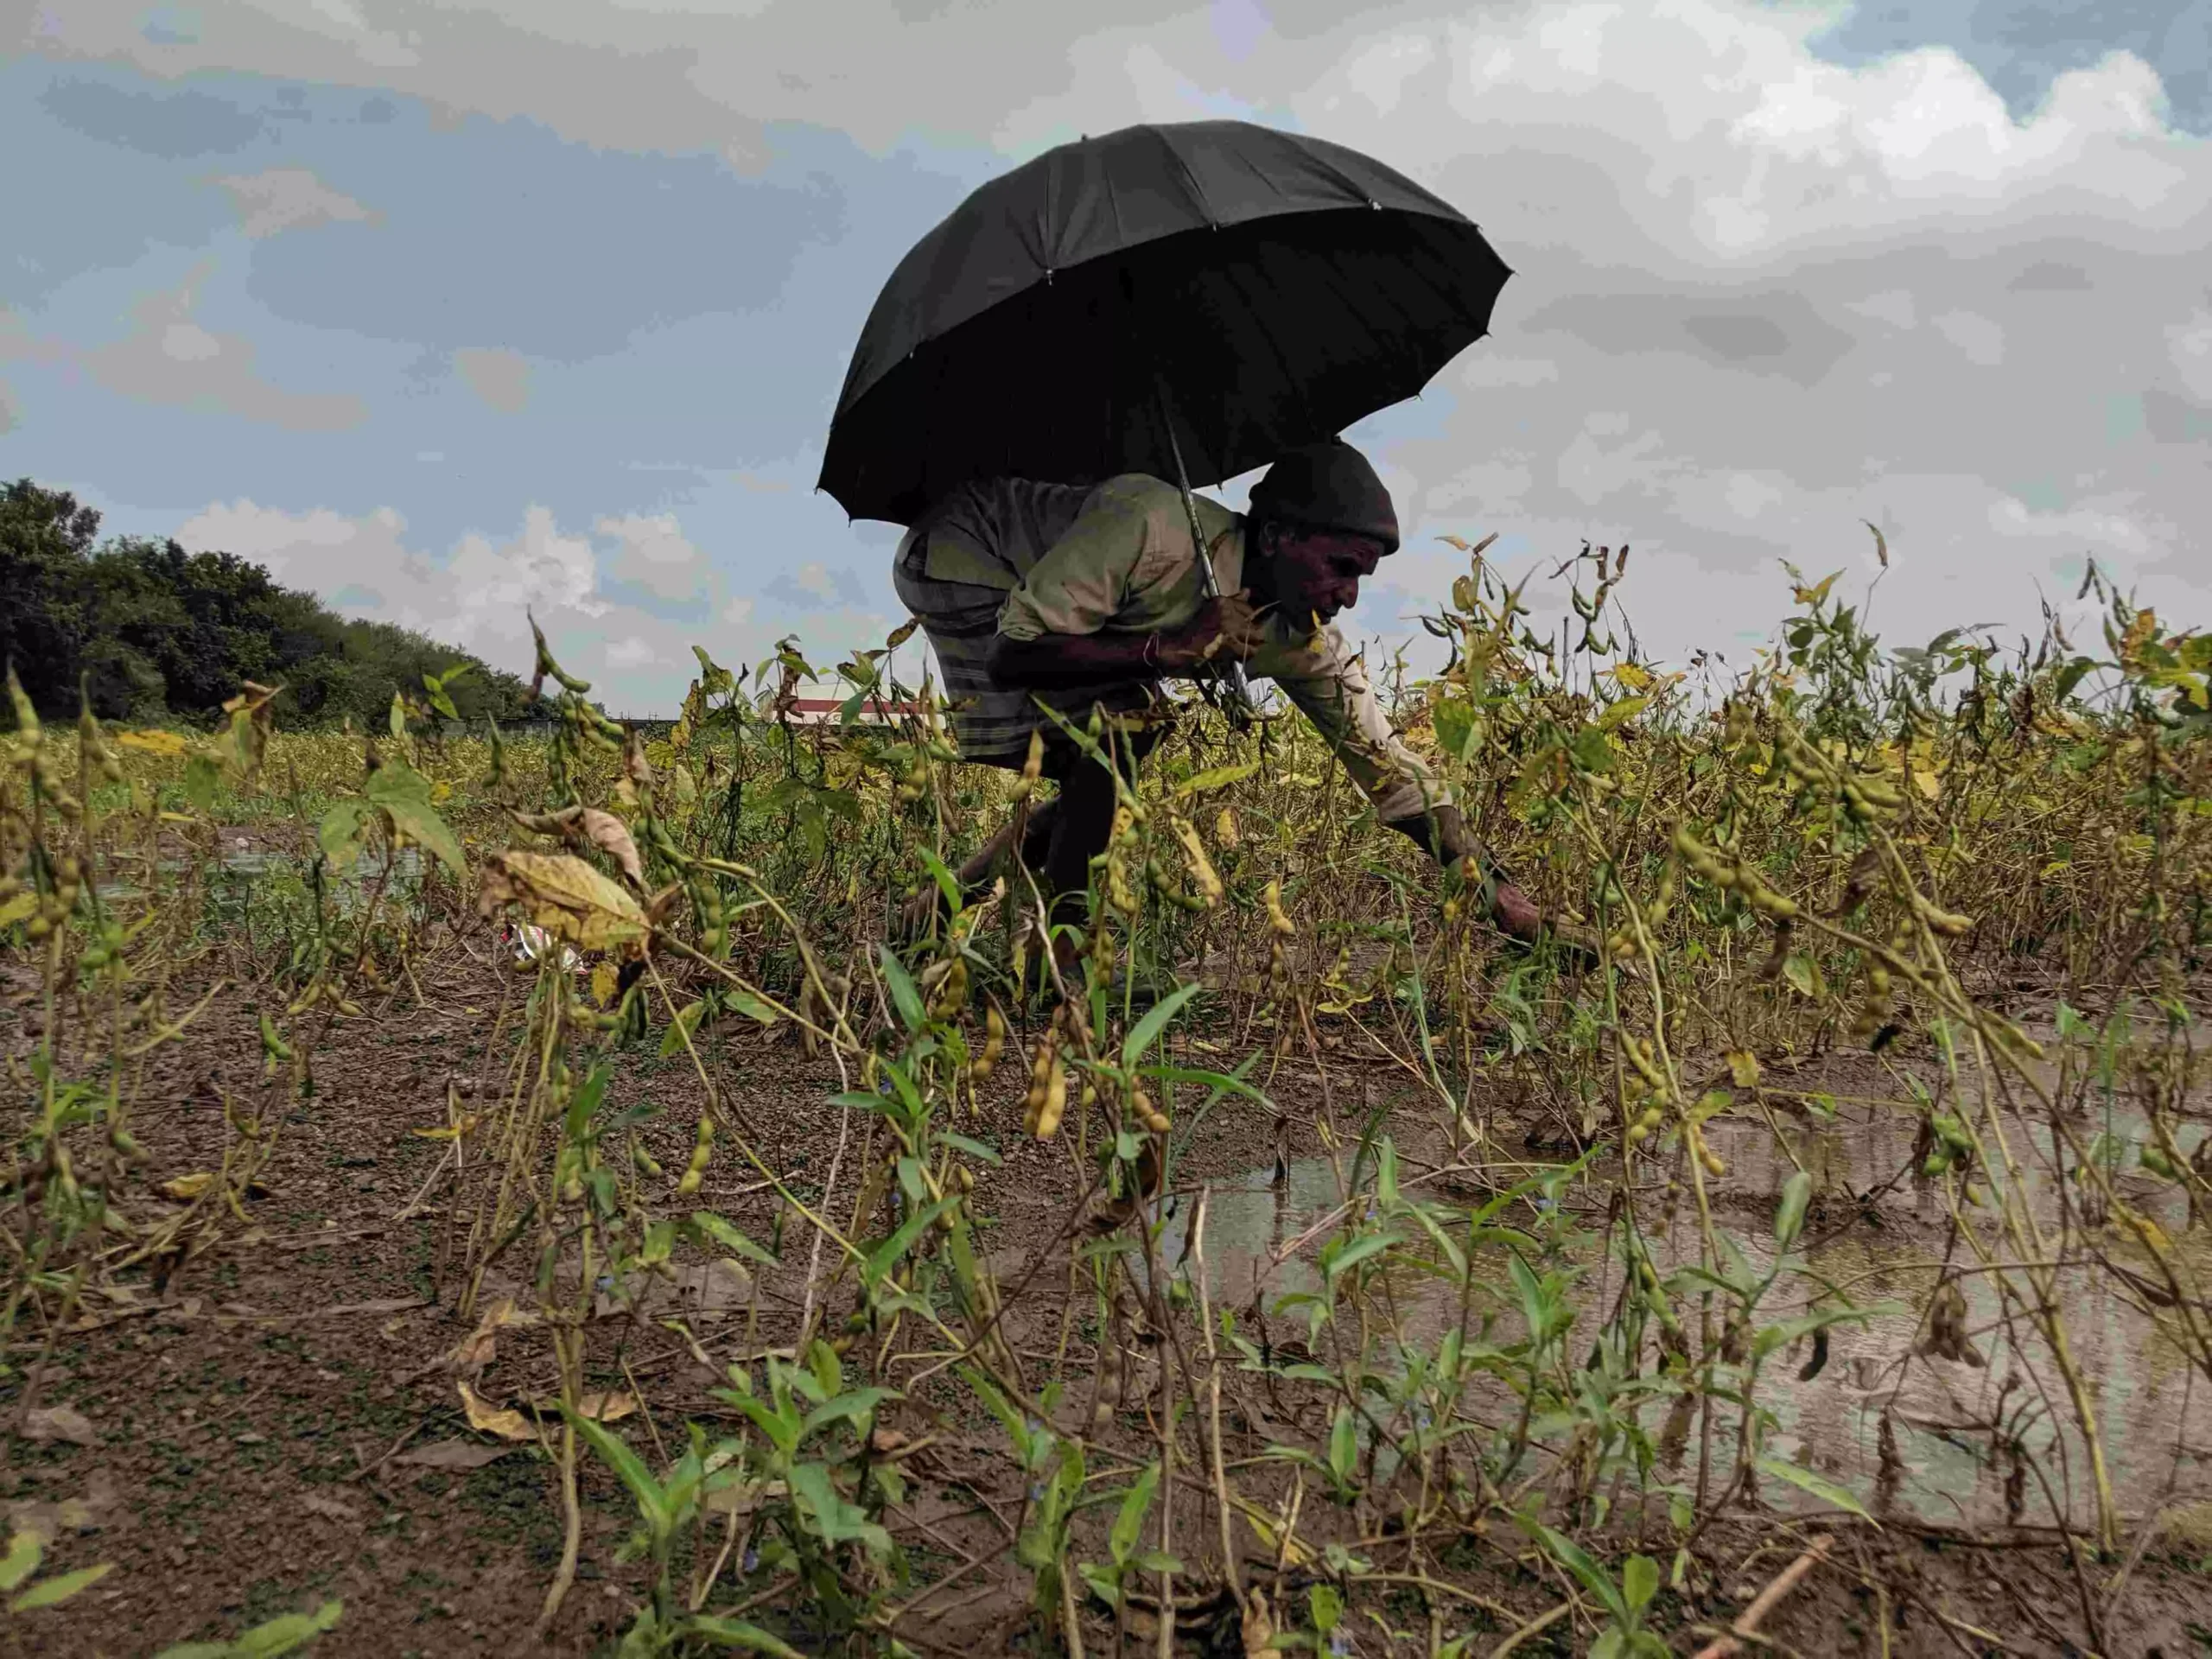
[1156,381,1255,727]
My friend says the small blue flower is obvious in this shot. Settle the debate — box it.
[741,1546,759,1574]
[1329,1630,1351,1656]
[1028,1481,1046,1504]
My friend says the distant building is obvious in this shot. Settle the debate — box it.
[774,695,924,727]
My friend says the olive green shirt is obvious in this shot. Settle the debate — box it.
[996,474,1451,823]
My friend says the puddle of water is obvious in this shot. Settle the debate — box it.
[1153,1092,2212,1529]
[96,846,424,908]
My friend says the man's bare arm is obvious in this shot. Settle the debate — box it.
[988,595,1266,690]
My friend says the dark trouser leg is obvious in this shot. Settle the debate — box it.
[1039,727,1157,933]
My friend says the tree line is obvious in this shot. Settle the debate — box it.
[1,478,534,729]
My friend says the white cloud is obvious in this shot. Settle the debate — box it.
[79,262,365,429]
[1932,309,2005,365]
[2168,308,2212,401]
[212,166,374,237]
[166,498,828,709]
[452,346,531,414]
[599,512,706,600]
[23,0,2212,671]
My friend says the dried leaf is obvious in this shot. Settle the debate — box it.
[301,1492,360,1522]
[537,1391,636,1424]
[1241,1584,1276,1656]
[394,1439,514,1471]
[116,728,190,757]
[458,1381,539,1443]
[580,808,645,890]
[446,1299,535,1377]
[22,1407,99,1447]
[476,851,648,951]
[590,962,620,1009]
[159,1172,215,1201]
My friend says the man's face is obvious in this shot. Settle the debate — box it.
[1265,526,1388,627]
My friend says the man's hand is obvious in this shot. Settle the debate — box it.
[1160,590,1268,673]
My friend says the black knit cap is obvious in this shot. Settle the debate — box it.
[1247,439,1399,555]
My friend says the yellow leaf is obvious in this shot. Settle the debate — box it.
[446,1299,535,1376]
[476,851,648,951]
[458,1381,539,1443]
[1911,769,1942,800]
[581,808,646,889]
[1726,1050,1761,1089]
[1611,662,1652,691]
[537,1390,637,1423]
[590,962,620,1009]
[115,729,189,756]
[160,1173,215,1201]
[411,1116,479,1141]
[0,894,35,930]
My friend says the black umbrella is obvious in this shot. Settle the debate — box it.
[817,118,1512,527]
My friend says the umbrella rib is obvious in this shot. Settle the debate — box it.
[1151,124,1218,226]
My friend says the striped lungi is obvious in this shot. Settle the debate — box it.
[893,479,1160,769]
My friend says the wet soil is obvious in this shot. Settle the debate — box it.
[4,936,2211,1656]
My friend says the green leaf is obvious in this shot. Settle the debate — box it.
[1108,1463,1160,1565]
[660,999,710,1058]
[1599,695,1648,731]
[787,1462,889,1554]
[11,1560,112,1611]
[184,752,220,814]
[1172,760,1258,798]
[690,1212,780,1268]
[1308,1581,1344,1634]
[240,1600,345,1656]
[388,692,409,741]
[877,945,925,1031]
[0,1533,40,1592]
[1782,952,1821,998]
[1515,1517,1627,1624]
[1376,1137,1400,1211]
[684,1617,805,1655]
[1431,699,1479,763]
[807,1338,842,1402]
[1621,1553,1659,1616]
[1570,725,1616,774]
[317,800,372,873]
[799,1388,899,1441]
[1323,1230,1402,1287]
[722,988,779,1026]
[163,1600,347,1659]
[1755,1455,1872,1520]
[566,1407,670,1535]
[365,762,465,877]
[938,1132,1001,1165]
[915,847,961,912]
[563,1062,614,1142]
[1774,1169,1813,1253]
[1122,981,1205,1068]
[862,1197,957,1290]
[1327,1407,1357,1488]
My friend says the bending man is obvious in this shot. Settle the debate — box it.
[893,439,1576,952]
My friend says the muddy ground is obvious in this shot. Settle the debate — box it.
[4,931,2212,1657]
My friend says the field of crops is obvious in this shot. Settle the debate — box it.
[3,544,2209,1656]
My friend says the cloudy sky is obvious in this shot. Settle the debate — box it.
[3,0,2207,713]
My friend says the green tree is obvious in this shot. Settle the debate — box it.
[1,476,535,728]
[0,480,101,712]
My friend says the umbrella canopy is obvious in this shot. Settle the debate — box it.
[818,119,1511,525]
